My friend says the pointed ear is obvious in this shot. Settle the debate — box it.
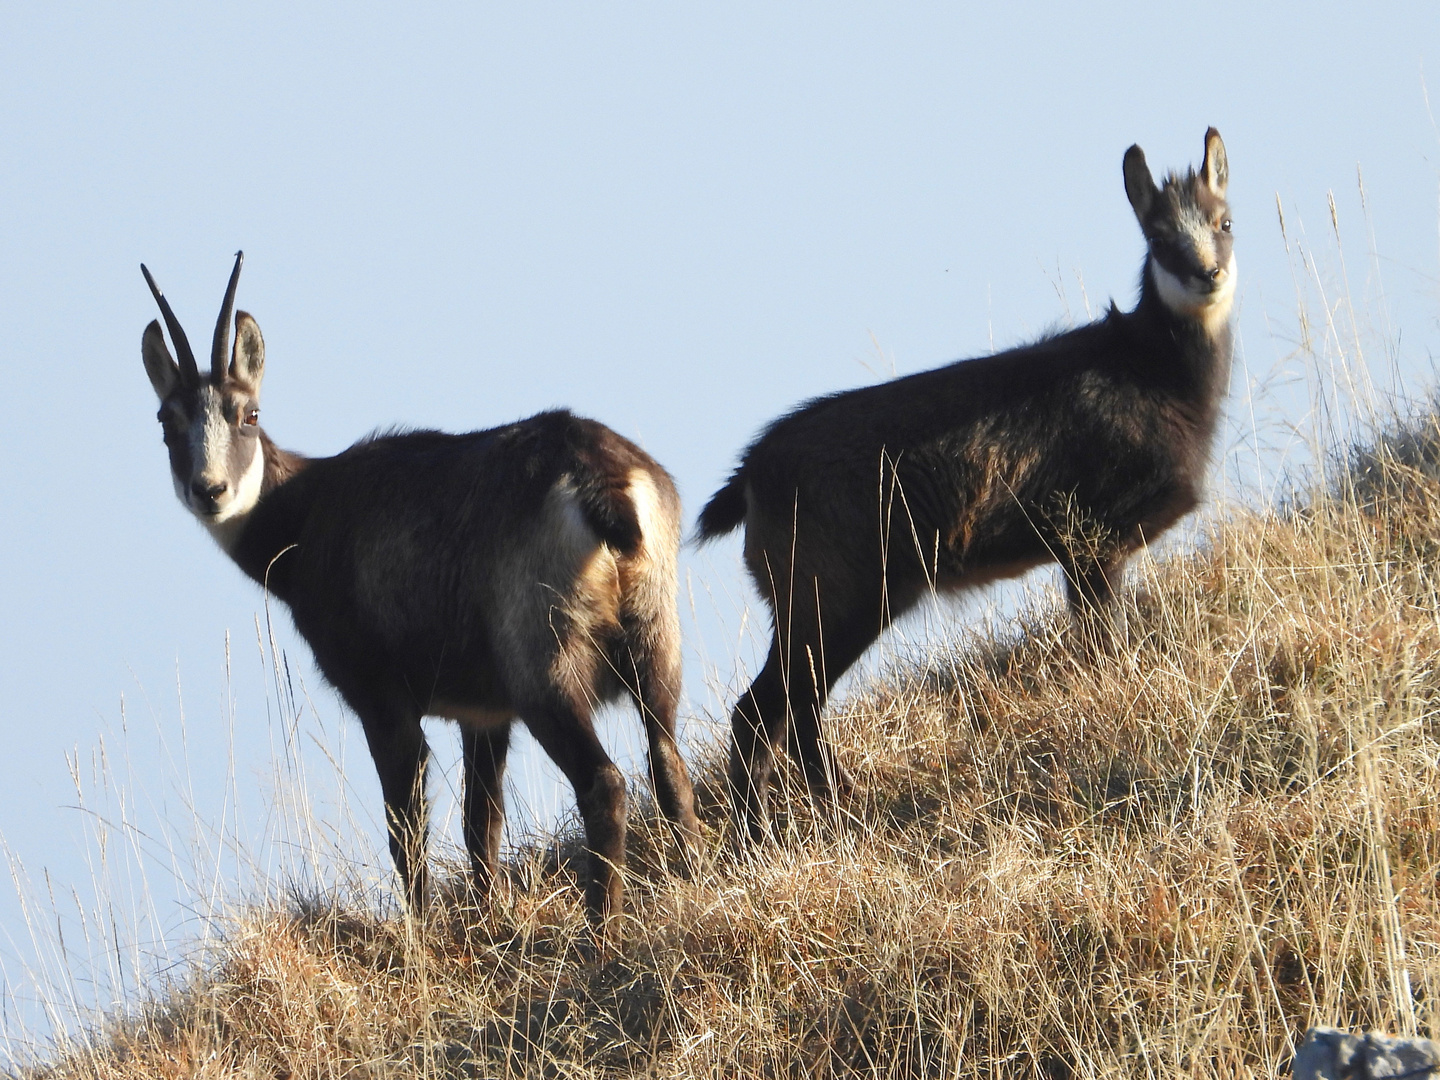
[1123,144,1158,223]
[230,311,265,391]
[142,320,180,399]
[1201,127,1227,197]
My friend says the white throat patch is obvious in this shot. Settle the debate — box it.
[203,446,265,553]
[1150,252,1236,334]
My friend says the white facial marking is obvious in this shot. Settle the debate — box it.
[213,443,264,521]
[177,385,265,553]
[1175,203,1216,267]
[192,392,231,496]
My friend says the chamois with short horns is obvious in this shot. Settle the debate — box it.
[699,128,1236,841]
[139,253,703,922]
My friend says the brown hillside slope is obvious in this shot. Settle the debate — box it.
[29,416,1440,1078]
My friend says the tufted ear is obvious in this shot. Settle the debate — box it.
[142,320,180,400]
[1123,144,1158,223]
[1201,127,1228,197]
[231,311,265,392]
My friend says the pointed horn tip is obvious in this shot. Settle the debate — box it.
[139,261,201,376]
[220,251,245,296]
[212,249,247,380]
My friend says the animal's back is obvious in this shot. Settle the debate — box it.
[239,409,675,707]
[735,319,1127,512]
[707,307,1222,589]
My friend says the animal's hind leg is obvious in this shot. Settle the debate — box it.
[781,565,923,815]
[728,643,793,844]
[462,722,513,902]
[786,610,876,807]
[523,697,628,927]
[620,623,703,871]
[730,540,894,840]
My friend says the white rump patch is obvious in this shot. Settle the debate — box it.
[550,478,598,551]
[626,469,674,555]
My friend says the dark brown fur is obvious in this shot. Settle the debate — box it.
[141,255,702,924]
[698,129,1235,840]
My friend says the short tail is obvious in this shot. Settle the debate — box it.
[575,473,645,557]
[695,469,748,541]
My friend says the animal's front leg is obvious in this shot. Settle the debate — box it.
[361,712,432,913]
[1063,530,1138,651]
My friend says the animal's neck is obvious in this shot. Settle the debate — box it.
[204,430,310,569]
[259,429,309,492]
[1134,255,1235,403]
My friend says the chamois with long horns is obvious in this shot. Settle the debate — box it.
[139,254,703,922]
[699,128,1236,840]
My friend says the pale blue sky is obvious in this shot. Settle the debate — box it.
[1,1,1438,1037]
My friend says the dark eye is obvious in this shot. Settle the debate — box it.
[1221,218,1232,232]
[244,409,260,426]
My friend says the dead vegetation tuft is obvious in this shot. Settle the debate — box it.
[22,414,1440,1078]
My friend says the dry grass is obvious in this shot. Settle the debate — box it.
[20,411,1440,1077]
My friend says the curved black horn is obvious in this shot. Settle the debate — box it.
[140,263,200,385]
[211,250,244,383]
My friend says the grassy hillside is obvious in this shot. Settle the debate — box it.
[22,412,1440,1078]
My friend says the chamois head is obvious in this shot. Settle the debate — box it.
[1123,127,1233,326]
[140,252,266,543]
